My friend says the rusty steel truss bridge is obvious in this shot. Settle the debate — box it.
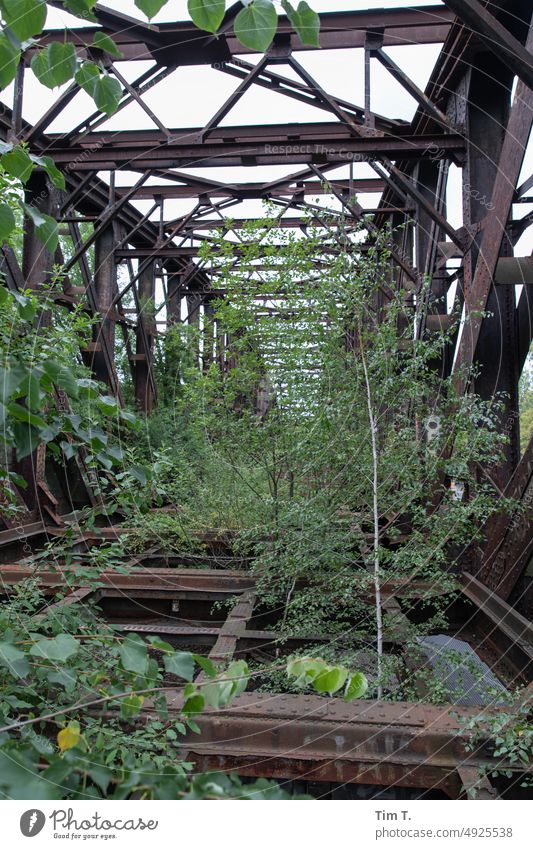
[0,0,532,799]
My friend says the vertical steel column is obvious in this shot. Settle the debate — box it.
[464,55,520,486]
[92,224,118,387]
[134,260,156,413]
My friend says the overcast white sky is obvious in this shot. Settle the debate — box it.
[0,1,531,259]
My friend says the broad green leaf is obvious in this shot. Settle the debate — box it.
[281,1,320,47]
[97,394,120,415]
[47,667,77,692]
[134,0,169,20]
[22,203,58,252]
[312,665,348,695]
[182,693,205,715]
[1,146,34,183]
[63,0,97,22]
[120,694,144,719]
[0,202,16,242]
[188,0,225,33]
[57,721,80,753]
[31,41,77,88]
[88,763,113,794]
[13,421,40,459]
[13,291,36,321]
[202,680,232,709]
[76,64,123,115]
[164,651,195,681]
[30,154,66,189]
[226,659,248,697]
[92,32,123,58]
[344,672,368,701]
[119,633,148,675]
[7,402,46,428]
[234,0,277,52]
[0,361,27,403]
[0,33,20,89]
[2,0,47,42]
[0,641,30,678]
[42,360,79,398]
[193,653,217,678]
[30,633,80,661]
[129,465,148,485]
[148,636,174,653]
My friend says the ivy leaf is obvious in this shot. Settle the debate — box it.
[0,642,30,679]
[30,154,66,190]
[1,0,47,42]
[187,0,225,34]
[31,42,77,88]
[92,32,123,59]
[134,0,169,20]
[0,203,16,243]
[119,633,148,675]
[344,672,368,701]
[164,651,195,681]
[57,721,80,753]
[281,1,320,47]
[30,634,80,661]
[22,203,58,253]
[0,33,20,89]
[312,665,348,695]
[97,395,120,415]
[1,147,34,183]
[234,0,277,52]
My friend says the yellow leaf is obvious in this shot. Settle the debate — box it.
[57,721,80,753]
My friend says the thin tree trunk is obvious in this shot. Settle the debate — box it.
[359,332,383,698]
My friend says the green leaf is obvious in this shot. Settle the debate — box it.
[22,203,58,253]
[42,360,79,398]
[0,641,30,678]
[234,0,277,52]
[129,465,148,485]
[120,694,144,719]
[281,1,319,47]
[31,41,77,88]
[88,763,113,794]
[0,203,16,242]
[182,693,205,715]
[312,665,348,695]
[1,146,34,183]
[148,636,174,653]
[1,0,47,42]
[187,0,225,33]
[97,394,120,415]
[193,654,217,678]
[62,0,97,22]
[75,62,123,116]
[7,402,46,428]
[92,32,123,59]
[226,659,248,697]
[119,633,148,675]
[13,421,40,459]
[30,154,66,190]
[0,33,20,89]
[30,633,80,661]
[344,672,368,701]
[164,651,195,681]
[0,361,28,404]
[134,0,169,20]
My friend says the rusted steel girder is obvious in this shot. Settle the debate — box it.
[37,6,454,62]
[159,691,523,798]
[44,124,465,171]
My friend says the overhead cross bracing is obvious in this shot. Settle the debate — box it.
[0,0,532,799]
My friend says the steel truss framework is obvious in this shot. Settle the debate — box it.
[0,0,533,797]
